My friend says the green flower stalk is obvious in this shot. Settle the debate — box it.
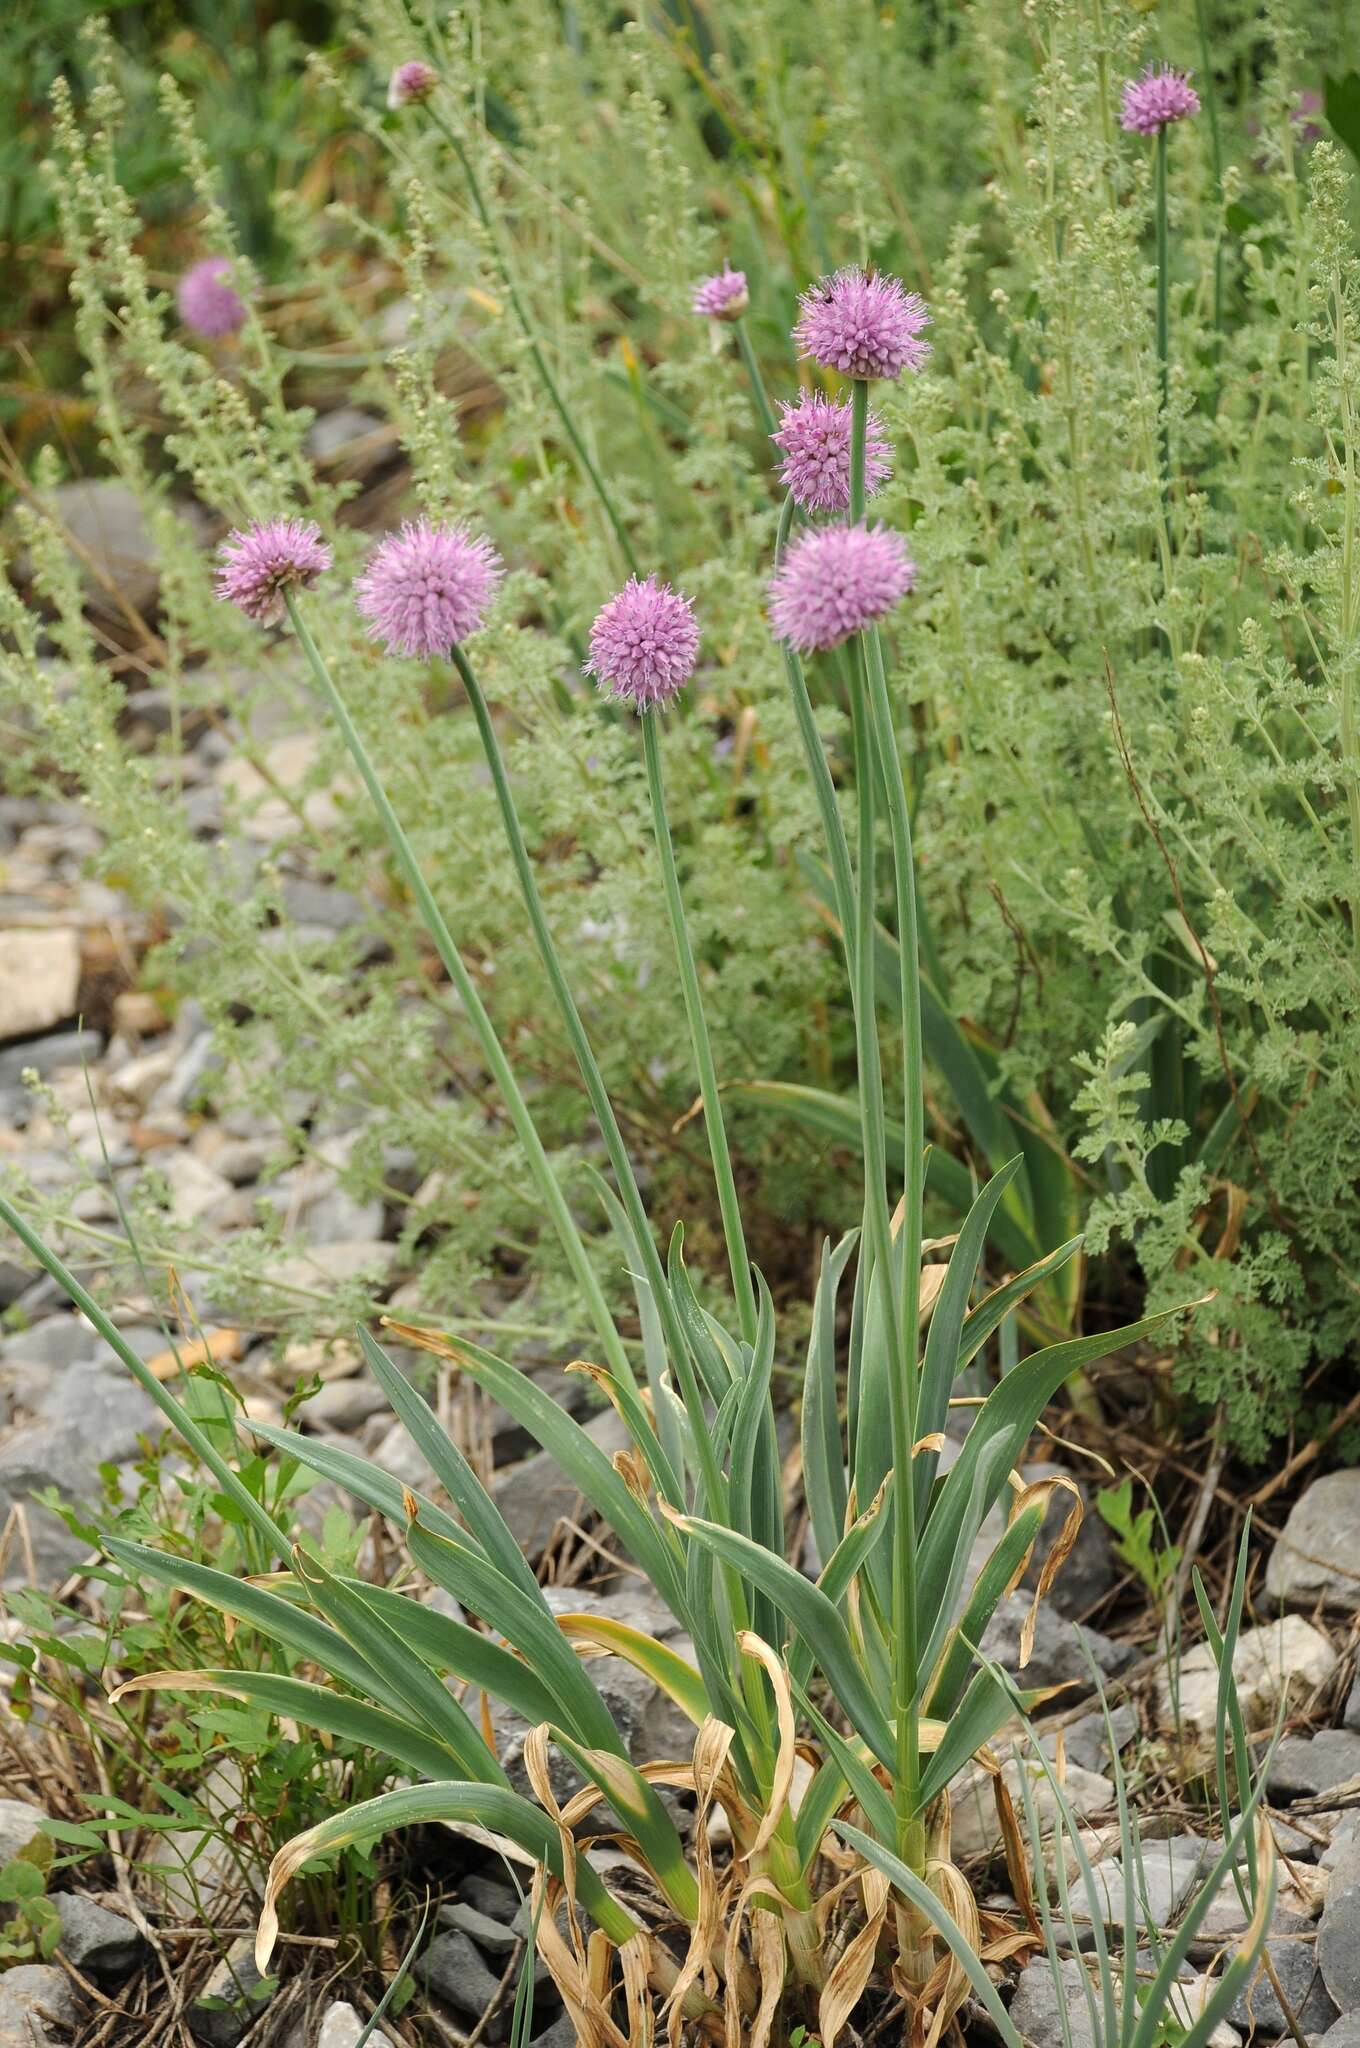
[1119,64,1202,483]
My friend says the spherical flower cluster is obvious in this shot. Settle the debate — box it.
[768,522,915,654]
[1119,65,1200,135]
[216,520,332,625]
[795,268,930,382]
[584,577,699,711]
[691,267,749,322]
[177,258,247,339]
[355,520,502,657]
[772,392,891,514]
[388,60,438,109]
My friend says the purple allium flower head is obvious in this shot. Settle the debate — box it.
[177,258,247,339]
[795,268,930,381]
[215,520,332,625]
[387,60,438,109]
[768,522,915,654]
[1119,65,1201,135]
[691,266,749,322]
[584,577,699,711]
[354,519,502,657]
[771,392,892,514]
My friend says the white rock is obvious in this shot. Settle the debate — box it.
[157,1150,233,1226]
[1265,1470,1360,1611]
[0,929,80,1042]
[317,2000,396,2048]
[1160,1616,1337,1739]
[949,1756,1113,1865]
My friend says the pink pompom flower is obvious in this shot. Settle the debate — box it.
[772,392,892,514]
[216,519,333,625]
[768,522,915,654]
[1119,66,1201,135]
[177,258,247,339]
[692,267,749,322]
[795,268,930,382]
[584,577,699,711]
[354,520,502,658]
[388,60,438,109]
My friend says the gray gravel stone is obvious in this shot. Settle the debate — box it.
[1319,1830,1360,2011]
[0,1962,79,2047]
[316,2000,396,2047]
[417,1929,504,2027]
[1268,1730,1360,1800]
[1265,1471,1360,1612]
[53,1893,147,1978]
[1228,1936,1338,2037]
[187,1936,276,2047]
[1344,1668,1360,1734]
[0,1799,49,1870]
[1315,2018,1360,2048]
[979,1592,1133,1694]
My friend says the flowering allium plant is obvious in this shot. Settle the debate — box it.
[176,256,247,337]
[584,575,700,709]
[795,265,931,379]
[691,264,749,320]
[215,519,332,624]
[769,521,915,651]
[354,519,502,657]
[772,392,891,513]
[1120,64,1201,134]
[387,59,438,109]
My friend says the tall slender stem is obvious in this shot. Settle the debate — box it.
[641,712,758,1341]
[850,381,869,524]
[1155,125,1171,489]
[440,655,729,1497]
[848,394,924,1888]
[284,595,631,1388]
[432,110,640,577]
[775,493,858,975]
[734,318,778,440]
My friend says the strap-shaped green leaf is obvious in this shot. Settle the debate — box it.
[115,1669,467,1785]
[355,1328,542,1598]
[264,1782,639,1949]
[956,1239,1083,1372]
[295,1550,505,1784]
[248,1421,470,1548]
[801,1232,857,1573]
[105,1538,411,1722]
[915,1159,1025,1511]
[548,1729,699,1921]
[403,1517,623,1755]
[916,1305,1187,1640]
[443,1331,688,1618]
[340,1581,562,1731]
[673,1514,893,1772]
[921,1499,1045,1720]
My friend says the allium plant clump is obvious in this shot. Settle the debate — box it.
[0,1,1351,2029]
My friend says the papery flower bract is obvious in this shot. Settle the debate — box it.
[354,520,502,657]
[1119,65,1201,134]
[215,520,332,625]
[584,577,699,711]
[387,60,438,109]
[177,258,247,339]
[795,268,930,381]
[772,392,892,514]
[768,522,915,653]
[691,267,749,322]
